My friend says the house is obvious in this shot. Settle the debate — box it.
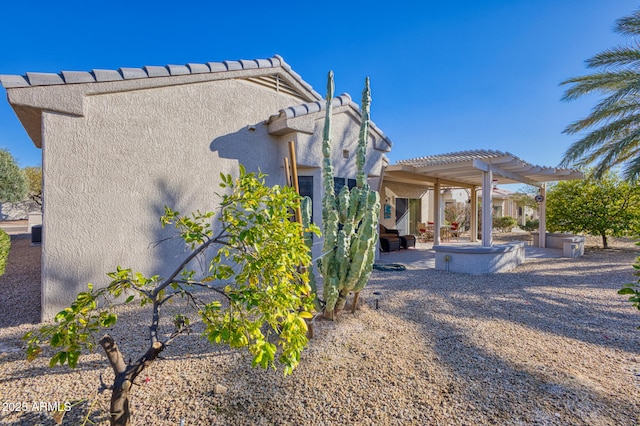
[0,55,391,320]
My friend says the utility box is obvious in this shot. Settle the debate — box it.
[31,225,42,245]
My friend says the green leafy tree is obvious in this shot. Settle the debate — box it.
[511,191,538,211]
[560,7,640,181]
[24,166,320,426]
[0,148,27,203]
[546,172,640,248]
[23,166,42,206]
[493,216,517,233]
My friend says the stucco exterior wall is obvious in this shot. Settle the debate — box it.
[37,81,295,318]
[32,76,389,319]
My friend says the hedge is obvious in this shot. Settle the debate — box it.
[0,229,9,276]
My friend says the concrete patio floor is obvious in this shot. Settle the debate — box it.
[376,237,563,271]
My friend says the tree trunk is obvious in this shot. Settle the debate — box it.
[602,234,609,249]
[99,335,165,426]
[351,292,360,314]
[109,374,133,426]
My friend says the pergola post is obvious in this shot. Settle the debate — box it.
[481,169,493,247]
[470,186,478,242]
[433,179,441,246]
[538,183,547,248]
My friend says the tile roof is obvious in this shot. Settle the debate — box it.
[0,55,319,99]
[275,93,356,119]
[267,94,393,150]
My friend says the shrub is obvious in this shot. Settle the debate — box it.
[523,219,539,232]
[493,216,517,233]
[0,229,9,276]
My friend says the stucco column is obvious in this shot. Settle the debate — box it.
[538,184,547,248]
[433,180,441,246]
[481,170,493,247]
[470,186,478,242]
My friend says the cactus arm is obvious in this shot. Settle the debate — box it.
[356,77,371,189]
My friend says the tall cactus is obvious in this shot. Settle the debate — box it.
[318,71,380,319]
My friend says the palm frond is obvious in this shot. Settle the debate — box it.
[616,10,640,36]
[586,46,640,69]
[561,115,640,165]
[621,149,640,180]
[560,71,640,101]
[586,131,639,166]
[562,126,640,178]
[564,100,640,133]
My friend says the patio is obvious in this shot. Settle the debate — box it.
[380,150,583,273]
[376,234,563,272]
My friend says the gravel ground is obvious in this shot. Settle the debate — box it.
[1,234,639,425]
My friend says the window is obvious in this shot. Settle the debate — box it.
[334,177,357,193]
[298,176,314,223]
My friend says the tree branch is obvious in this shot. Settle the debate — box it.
[99,335,127,375]
[152,230,232,298]
[125,341,165,384]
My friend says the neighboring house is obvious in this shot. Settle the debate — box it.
[381,185,539,235]
[480,187,538,225]
[1,55,391,320]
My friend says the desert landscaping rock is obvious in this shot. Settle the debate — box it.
[0,234,639,425]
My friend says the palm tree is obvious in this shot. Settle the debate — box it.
[560,8,640,181]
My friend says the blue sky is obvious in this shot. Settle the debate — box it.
[0,0,634,174]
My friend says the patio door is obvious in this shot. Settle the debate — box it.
[395,198,421,235]
[395,198,409,235]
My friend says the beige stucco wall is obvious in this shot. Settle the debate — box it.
[26,76,389,320]
[39,79,294,318]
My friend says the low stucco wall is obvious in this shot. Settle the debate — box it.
[434,242,526,274]
[532,232,585,258]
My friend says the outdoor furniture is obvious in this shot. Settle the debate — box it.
[449,222,460,241]
[440,225,452,242]
[380,235,401,252]
[379,224,401,252]
[379,224,415,251]
[400,234,416,249]
[418,222,434,241]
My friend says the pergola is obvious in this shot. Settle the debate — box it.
[383,150,584,248]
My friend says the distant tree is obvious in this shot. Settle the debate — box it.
[511,191,538,211]
[23,166,42,206]
[560,7,640,181]
[546,172,640,248]
[24,166,320,426]
[444,202,468,227]
[0,149,27,203]
[493,216,517,233]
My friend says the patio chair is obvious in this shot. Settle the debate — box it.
[417,222,432,242]
[449,222,460,241]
